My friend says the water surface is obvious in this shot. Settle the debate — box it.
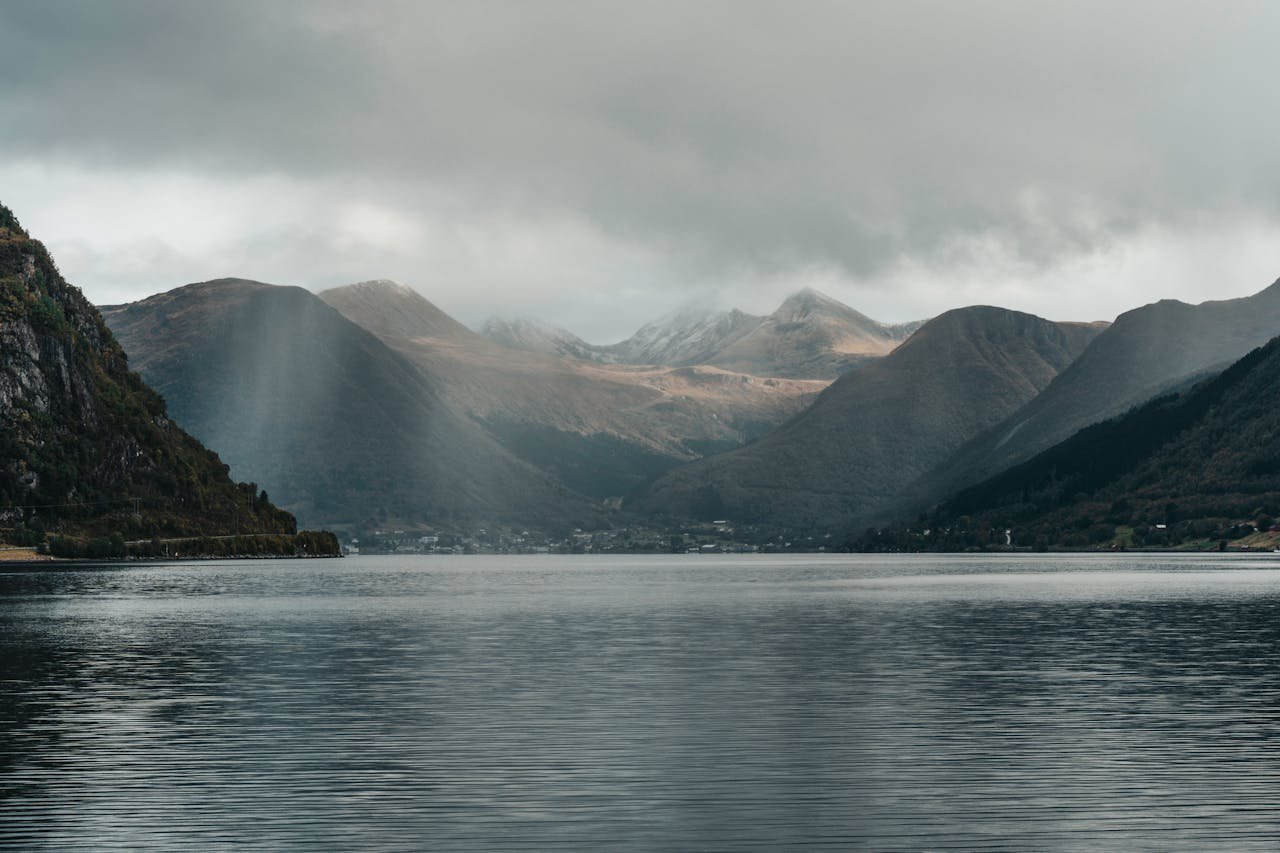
[3,553,1280,850]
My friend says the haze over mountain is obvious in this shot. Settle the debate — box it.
[483,287,921,379]
[321,280,825,498]
[102,279,604,532]
[912,333,1280,549]
[637,307,1105,529]
[900,278,1280,516]
[12,5,1280,342]
[702,288,923,379]
[484,303,763,367]
[481,316,605,363]
[0,204,300,545]
[601,304,765,368]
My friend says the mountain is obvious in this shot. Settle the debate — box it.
[102,279,605,533]
[481,316,604,362]
[900,279,1280,515]
[703,287,923,379]
[481,287,921,379]
[320,281,824,498]
[601,304,765,367]
[325,279,476,340]
[881,334,1280,550]
[0,203,309,551]
[636,307,1105,529]
[482,303,764,366]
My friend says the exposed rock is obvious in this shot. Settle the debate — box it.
[0,202,298,539]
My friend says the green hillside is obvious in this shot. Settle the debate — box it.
[0,203,334,556]
[900,279,1280,517]
[862,335,1280,551]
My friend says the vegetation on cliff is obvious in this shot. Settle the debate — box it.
[0,202,336,557]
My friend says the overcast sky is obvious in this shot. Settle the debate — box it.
[2,1,1278,342]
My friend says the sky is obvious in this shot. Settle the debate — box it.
[2,1,1279,343]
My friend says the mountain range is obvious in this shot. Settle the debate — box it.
[886,332,1280,550]
[635,307,1106,529]
[101,278,919,528]
[484,287,922,379]
[71,221,1280,547]
[318,281,830,498]
[103,280,605,533]
[894,278,1280,520]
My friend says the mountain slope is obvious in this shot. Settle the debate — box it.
[600,304,765,367]
[901,279,1280,514]
[905,334,1280,548]
[320,281,824,498]
[318,278,477,342]
[482,287,921,379]
[481,316,604,362]
[102,279,604,532]
[637,307,1104,529]
[705,288,922,379]
[0,204,300,544]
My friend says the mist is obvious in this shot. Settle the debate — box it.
[3,1,1279,339]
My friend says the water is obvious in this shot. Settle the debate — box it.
[4,553,1280,850]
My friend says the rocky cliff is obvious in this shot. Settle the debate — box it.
[0,203,299,544]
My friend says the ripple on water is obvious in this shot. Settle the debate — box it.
[3,553,1280,850]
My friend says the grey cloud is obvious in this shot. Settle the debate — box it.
[1,0,1279,306]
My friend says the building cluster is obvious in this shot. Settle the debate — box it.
[341,520,833,556]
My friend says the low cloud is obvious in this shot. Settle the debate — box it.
[2,1,1278,338]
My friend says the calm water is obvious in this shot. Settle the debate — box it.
[4,553,1280,850]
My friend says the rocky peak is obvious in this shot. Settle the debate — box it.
[604,303,764,366]
[772,287,880,327]
[480,315,605,362]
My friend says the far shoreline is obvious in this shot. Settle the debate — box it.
[0,550,343,568]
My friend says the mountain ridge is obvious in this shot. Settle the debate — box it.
[481,286,923,379]
[895,277,1280,519]
[103,278,607,532]
[319,280,825,498]
[706,287,923,378]
[873,332,1280,550]
[635,306,1105,529]
[481,315,604,362]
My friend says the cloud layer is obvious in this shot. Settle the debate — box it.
[2,1,1278,339]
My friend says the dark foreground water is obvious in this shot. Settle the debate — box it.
[4,554,1280,850]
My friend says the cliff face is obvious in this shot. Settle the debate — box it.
[0,215,110,428]
[0,203,296,539]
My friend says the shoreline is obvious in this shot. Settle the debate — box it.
[0,547,54,562]
[0,550,343,567]
[3,547,1275,567]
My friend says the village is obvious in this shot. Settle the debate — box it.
[341,520,837,556]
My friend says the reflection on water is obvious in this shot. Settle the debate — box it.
[3,554,1280,850]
